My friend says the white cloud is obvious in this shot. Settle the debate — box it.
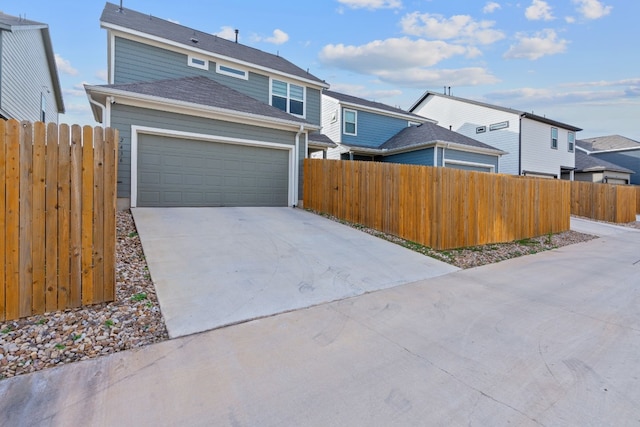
[215,26,237,41]
[63,81,91,98]
[400,12,505,45]
[525,0,554,21]
[487,87,630,105]
[320,38,472,73]
[320,38,497,87]
[565,16,576,23]
[483,2,501,14]
[260,29,289,45]
[560,78,640,88]
[572,0,612,20]
[375,67,500,87]
[95,69,108,83]
[504,29,568,60]
[337,0,402,10]
[329,83,403,100]
[55,54,78,76]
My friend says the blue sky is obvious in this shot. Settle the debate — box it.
[8,0,639,140]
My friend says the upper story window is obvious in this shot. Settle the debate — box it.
[344,109,357,136]
[216,64,248,80]
[568,131,575,152]
[551,127,558,149]
[188,55,208,70]
[271,79,305,117]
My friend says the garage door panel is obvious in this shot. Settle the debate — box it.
[138,134,289,207]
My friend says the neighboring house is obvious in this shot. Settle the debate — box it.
[576,135,640,185]
[409,91,581,179]
[85,2,329,208]
[0,12,64,122]
[323,90,505,172]
[569,149,634,184]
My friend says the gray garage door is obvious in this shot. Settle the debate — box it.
[137,134,289,207]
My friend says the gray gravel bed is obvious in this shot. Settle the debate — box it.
[0,210,168,380]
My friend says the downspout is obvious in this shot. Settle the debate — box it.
[294,124,304,208]
[88,95,107,128]
[518,116,523,175]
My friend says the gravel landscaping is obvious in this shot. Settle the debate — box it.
[1,210,636,381]
[0,210,168,380]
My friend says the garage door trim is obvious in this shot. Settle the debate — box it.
[444,159,495,173]
[130,125,295,207]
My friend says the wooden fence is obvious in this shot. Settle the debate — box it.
[304,160,570,250]
[636,186,640,214]
[1,120,118,321]
[570,181,637,223]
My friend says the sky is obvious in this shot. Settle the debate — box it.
[6,0,639,140]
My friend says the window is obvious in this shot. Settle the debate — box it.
[271,79,305,117]
[188,55,208,70]
[343,109,357,135]
[551,127,558,149]
[568,131,575,152]
[476,126,486,134]
[216,64,248,80]
[489,121,509,131]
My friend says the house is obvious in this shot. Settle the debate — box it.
[0,12,64,122]
[409,91,582,179]
[576,135,640,185]
[570,149,634,184]
[323,90,505,171]
[85,2,330,208]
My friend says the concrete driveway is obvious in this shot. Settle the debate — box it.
[130,207,459,338]
[2,220,639,426]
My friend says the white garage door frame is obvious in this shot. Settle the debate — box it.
[130,125,296,208]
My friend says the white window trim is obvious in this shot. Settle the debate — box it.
[188,55,208,70]
[343,109,357,136]
[216,63,248,80]
[568,131,575,152]
[269,78,306,118]
[551,127,558,150]
[130,125,295,207]
[444,159,495,172]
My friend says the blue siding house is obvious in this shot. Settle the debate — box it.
[577,135,640,185]
[86,3,330,208]
[0,12,64,122]
[323,90,504,172]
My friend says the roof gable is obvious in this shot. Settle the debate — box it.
[411,91,581,132]
[323,90,426,121]
[0,12,64,113]
[101,2,326,87]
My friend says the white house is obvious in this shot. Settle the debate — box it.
[410,91,582,179]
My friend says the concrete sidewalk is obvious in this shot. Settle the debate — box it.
[2,224,639,426]
[131,207,459,338]
[570,215,640,236]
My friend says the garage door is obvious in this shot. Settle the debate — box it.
[137,134,290,207]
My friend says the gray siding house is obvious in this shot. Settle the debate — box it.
[0,12,64,122]
[323,90,505,172]
[86,3,329,208]
[577,135,640,185]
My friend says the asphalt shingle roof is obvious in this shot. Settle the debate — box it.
[97,76,310,124]
[379,122,503,152]
[574,150,634,174]
[323,90,425,120]
[0,12,45,28]
[577,135,640,152]
[308,132,337,148]
[101,2,325,85]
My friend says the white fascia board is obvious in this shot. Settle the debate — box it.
[385,141,506,157]
[101,22,329,90]
[85,85,320,132]
[584,146,640,154]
